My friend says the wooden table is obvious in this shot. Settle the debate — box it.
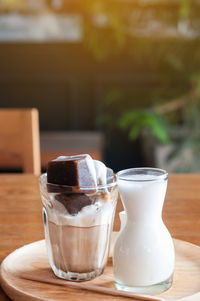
[0,173,200,300]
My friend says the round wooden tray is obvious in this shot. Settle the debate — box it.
[0,238,200,301]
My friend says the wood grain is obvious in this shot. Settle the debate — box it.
[0,173,200,300]
[1,239,200,301]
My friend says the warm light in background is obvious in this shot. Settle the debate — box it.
[0,0,200,172]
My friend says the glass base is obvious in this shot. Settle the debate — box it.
[115,275,173,295]
[52,264,104,281]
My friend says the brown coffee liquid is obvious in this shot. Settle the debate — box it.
[47,221,111,273]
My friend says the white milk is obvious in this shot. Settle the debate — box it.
[113,172,174,291]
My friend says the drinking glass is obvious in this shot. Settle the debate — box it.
[39,173,118,281]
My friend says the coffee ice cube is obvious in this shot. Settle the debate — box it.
[55,193,92,215]
[47,154,97,187]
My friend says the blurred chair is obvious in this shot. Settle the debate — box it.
[0,108,41,175]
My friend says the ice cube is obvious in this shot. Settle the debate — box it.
[47,154,97,187]
[94,160,114,185]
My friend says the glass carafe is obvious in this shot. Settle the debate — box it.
[113,168,174,295]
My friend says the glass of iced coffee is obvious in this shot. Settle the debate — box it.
[39,155,118,281]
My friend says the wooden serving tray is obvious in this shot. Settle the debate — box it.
[0,237,200,301]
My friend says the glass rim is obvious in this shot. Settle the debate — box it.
[39,173,117,192]
[116,167,168,182]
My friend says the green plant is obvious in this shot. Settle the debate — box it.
[97,88,171,145]
[83,0,200,171]
[97,72,200,171]
[164,74,200,172]
[81,0,200,71]
[118,109,169,144]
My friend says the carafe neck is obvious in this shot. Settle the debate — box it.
[120,180,167,224]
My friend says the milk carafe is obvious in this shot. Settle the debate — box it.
[113,168,174,294]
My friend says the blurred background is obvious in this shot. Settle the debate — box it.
[1,0,200,173]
